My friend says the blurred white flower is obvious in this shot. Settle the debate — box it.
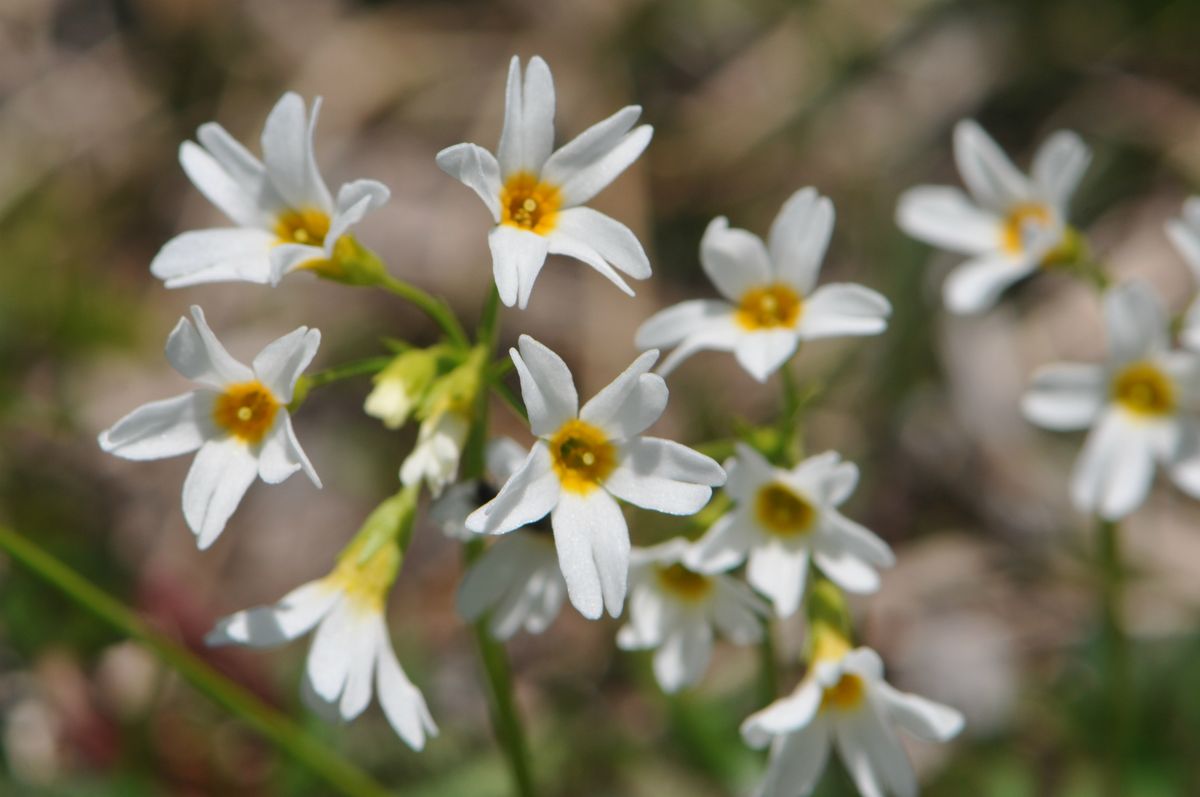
[687,444,894,618]
[742,645,963,797]
[98,306,321,549]
[152,92,389,288]
[436,56,653,309]
[400,408,469,498]
[1166,196,1200,350]
[896,119,1090,314]
[1023,280,1200,520]
[616,538,767,693]
[466,335,726,619]
[635,188,891,382]
[431,437,528,541]
[206,541,437,750]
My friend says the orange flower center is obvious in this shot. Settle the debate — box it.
[1000,202,1053,256]
[820,673,866,712]
[549,419,616,494]
[754,482,815,537]
[275,208,330,247]
[213,381,280,444]
[736,284,803,330]
[655,563,714,602]
[500,172,562,235]
[1112,361,1174,417]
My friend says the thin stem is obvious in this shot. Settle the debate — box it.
[490,379,528,423]
[1097,518,1131,796]
[0,526,392,797]
[307,356,394,388]
[756,621,778,706]
[380,274,469,347]
[777,357,803,465]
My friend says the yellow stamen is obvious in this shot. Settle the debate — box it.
[820,673,865,712]
[1112,361,1174,417]
[754,482,815,537]
[736,283,803,330]
[275,208,331,247]
[213,381,280,444]
[655,563,714,602]
[500,172,562,235]
[549,418,616,495]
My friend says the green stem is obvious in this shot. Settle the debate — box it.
[307,356,394,388]
[0,526,393,797]
[777,357,803,465]
[490,379,528,423]
[1097,518,1131,795]
[757,621,778,706]
[380,274,469,347]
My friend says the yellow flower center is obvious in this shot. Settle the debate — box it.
[1000,202,1055,257]
[754,482,815,537]
[655,563,714,603]
[1112,361,1174,417]
[736,283,803,330]
[213,381,280,444]
[820,673,866,712]
[549,418,616,495]
[331,540,401,615]
[500,172,562,235]
[275,208,331,247]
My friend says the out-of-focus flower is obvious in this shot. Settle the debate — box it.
[206,540,437,750]
[896,120,1090,314]
[400,409,469,498]
[364,349,440,430]
[742,643,963,797]
[436,56,653,309]
[1023,280,1200,520]
[151,92,389,288]
[1166,196,1200,350]
[98,306,321,549]
[466,335,726,619]
[431,437,527,541]
[687,444,894,618]
[635,188,890,382]
[616,538,767,693]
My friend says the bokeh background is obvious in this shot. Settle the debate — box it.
[4,0,1200,794]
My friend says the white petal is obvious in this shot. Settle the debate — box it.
[700,216,772,302]
[151,228,277,288]
[734,329,798,383]
[943,253,1036,315]
[724,442,777,502]
[579,350,665,438]
[182,437,260,549]
[837,709,917,797]
[178,141,263,229]
[195,121,275,210]
[821,458,860,506]
[821,510,895,570]
[510,335,578,436]
[1106,280,1168,362]
[768,187,834,293]
[466,443,560,534]
[741,680,823,747]
[165,305,254,389]
[258,415,321,487]
[1022,362,1106,431]
[813,545,882,594]
[541,107,650,207]
[895,185,1000,255]
[489,225,550,309]
[1032,130,1091,208]
[98,392,211,461]
[655,315,742,377]
[324,179,390,252]
[635,299,732,349]
[497,56,555,177]
[338,614,382,721]
[435,143,502,222]
[953,119,1032,212]
[457,532,535,622]
[268,243,327,285]
[485,437,530,484]
[1071,410,1157,520]
[876,682,965,742]
[686,511,757,574]
[798,283,891,340]
[205,579,338,648]
[261,92,332,212]
[551,490,629,619]
[545,228,636,299]
[605,437,725,514]
[710,577,768,643]
[749,543,809,618]
[305,600,354,702]
[1167,207,1200,281]
[252,326,321,403]
[652,621,713,693]
[552,207,650,279]
[376,633,437,750]
[756,724,831,797]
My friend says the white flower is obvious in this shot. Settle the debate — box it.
[399,409,469,498]
[742,645,963,797]
[616,538,767,693]
[465,335,726,619]
[151,92,389,288]
[98,305,321,549]
[687,444,894,618]
[896,119,1091,314]
[1166,196,1200,350]
[206,542,437,750]
[1022,280,1200,520]
[431,437,530,541]
[436,56,653,309]
[635,188,891,382]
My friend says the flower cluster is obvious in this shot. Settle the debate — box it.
[99,55,970,796]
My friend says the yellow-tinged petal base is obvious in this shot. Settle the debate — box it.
[500,172,562,235]
[736,283,803,330]
[1112,361,1174,417]
[549,418,616,495]
[754,482,815,537]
